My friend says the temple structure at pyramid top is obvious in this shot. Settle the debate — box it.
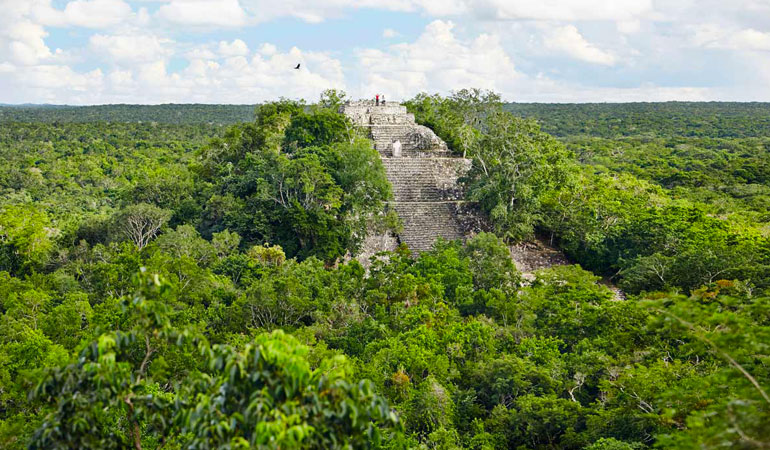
[340,100,450,158]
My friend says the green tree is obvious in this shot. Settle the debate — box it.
[0,205,55,274]
[406,90,575,240]
[114,203,172,250]
[196,101,389,261]
[29,270,185,450]
[178,330,402,449]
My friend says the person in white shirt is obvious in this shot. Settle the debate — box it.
[392,139,402,157]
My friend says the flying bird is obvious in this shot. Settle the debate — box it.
[294,63,301,69]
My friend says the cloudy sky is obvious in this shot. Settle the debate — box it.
[2,0,770,104]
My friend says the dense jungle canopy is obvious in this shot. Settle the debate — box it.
[0,92,768,449]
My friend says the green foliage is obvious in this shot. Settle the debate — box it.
[505,102,770,139]
[411,95,770,293]
[196,98,390,261]
[180,330,401,449]
[114,203,172,250]
[463,232,520,293]
[3,237,769,449]
[586,438,644,449]
[0,104,256,124]
[538,150,769,293]
[407,89,574,240]
[284,108,351,150]
[0,204,54,274]
[29,269,184,450]
[319,88,348,110]
[28,272,402,449]
[1,98,769,450]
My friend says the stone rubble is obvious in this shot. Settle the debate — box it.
[509,240,570,281]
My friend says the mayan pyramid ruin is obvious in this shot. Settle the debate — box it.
[341,100,473,256]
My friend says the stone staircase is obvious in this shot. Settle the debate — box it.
[341,100,472,254]
[389,202,464,251]
[382,158,470,202]
[371,125,452,157]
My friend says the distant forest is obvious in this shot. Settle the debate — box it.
[505,102,770,138]
[0,104,257,124]
[4,102,770,138]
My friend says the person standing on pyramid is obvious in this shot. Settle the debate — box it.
[376,94,380,106]
[392,139,402,157]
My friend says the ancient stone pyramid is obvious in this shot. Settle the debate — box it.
[341,100,473,255]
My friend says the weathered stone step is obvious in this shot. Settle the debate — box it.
[382,157,470,202]
[368,112,416,125]
[370,126,414,142]
[369,124,449,156]
[375,144,451,158]
[389,202,465,253]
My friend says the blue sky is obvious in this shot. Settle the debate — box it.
[2,0,770,104]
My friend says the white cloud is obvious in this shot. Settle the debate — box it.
[0,1,57,67]
[239,0,417,23]
[259,43,277,56]
[383,28,400,38]
[195,0,656,24]
[406,0,653,21]
[24,65,103,90]
[0,64,104,103]
[3,0,770,103]
[240,0,647,20]
[168,45,345,103]
[58,0,134,28]
[480,0,653,21]
[89,34,173,64]
[356,20,522,100]
[617,20,641,34]
[1,39,346,104]
[729,29,770,51]
[108,69,133,87]
[30,0,135,29]
[689,24,727,48]
[520,78,718,102]
[409,0,466,16]
[218,39,250,57]
[689,24,770,53]
[544,25,616,66]
[353,20,742,103]
[5,22,52,66]
[156,0,247,27]
[186,47,217,60]
[224,47,345,101]
[136,7,151,27]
